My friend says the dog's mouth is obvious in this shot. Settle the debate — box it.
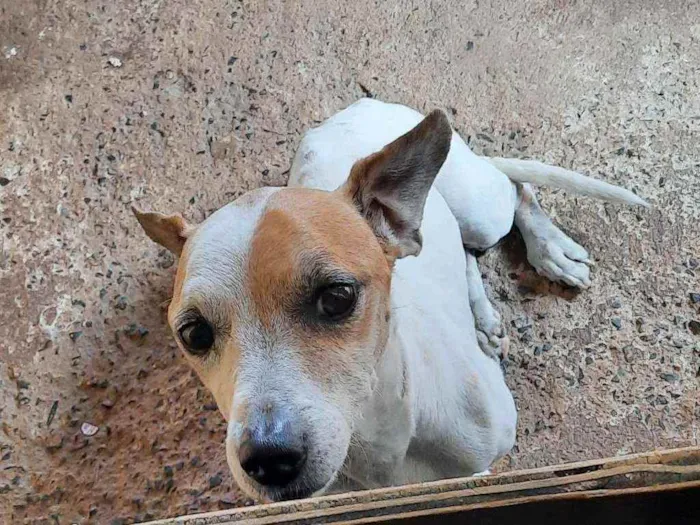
[227,432,343,503]
[226,397,353,503]
[262,481,323,502]
[245,469,339,503]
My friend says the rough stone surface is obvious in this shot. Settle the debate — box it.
[1,0,699,523]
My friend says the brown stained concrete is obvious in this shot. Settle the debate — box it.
[1,0,699,523]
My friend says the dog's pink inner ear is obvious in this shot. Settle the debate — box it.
[339,109,452,259]
[132,207,193,256]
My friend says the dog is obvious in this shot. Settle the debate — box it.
[133,98,647,502]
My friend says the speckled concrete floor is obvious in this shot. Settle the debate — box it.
[1,0,699,523]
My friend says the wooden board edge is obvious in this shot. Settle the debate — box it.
[143,446,700,525]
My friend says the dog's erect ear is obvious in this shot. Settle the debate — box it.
[340,109,452,259]
[131,206,194,256]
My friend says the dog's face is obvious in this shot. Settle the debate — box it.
[169,188,394,501]
[133,110,451,501]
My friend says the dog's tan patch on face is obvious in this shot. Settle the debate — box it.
[247,188,392,358]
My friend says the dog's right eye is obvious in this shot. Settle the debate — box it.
[178,320,214,356]
[316,284,357,322]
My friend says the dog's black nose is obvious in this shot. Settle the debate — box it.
[238,439,307,487]
[238,406,307,487]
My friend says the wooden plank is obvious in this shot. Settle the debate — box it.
[372,485,700,525]
[326,483,700,525]
[144,446,700,525]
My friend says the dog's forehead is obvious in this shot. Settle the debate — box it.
[174,186,387,327]
[181,187,281,295]
[246,189,389,322]
[248,188,383,278]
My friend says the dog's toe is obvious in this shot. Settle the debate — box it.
[537,255,591,288]
[526,228,592,289]
[473,299,509,361]
[477,329,510,362]
[560,236,591,265]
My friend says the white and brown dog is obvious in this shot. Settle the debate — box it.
[134,99,647,502]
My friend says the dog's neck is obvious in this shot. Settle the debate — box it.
[371,318,410,410]
[343,314,414,488]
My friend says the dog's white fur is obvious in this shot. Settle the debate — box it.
[134,98,646,502]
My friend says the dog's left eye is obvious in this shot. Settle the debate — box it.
[316,284,357,321]
[179,320,215,356]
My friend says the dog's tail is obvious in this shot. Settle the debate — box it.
[483,157,649,207]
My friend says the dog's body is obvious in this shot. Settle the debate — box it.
[134,98,646,502]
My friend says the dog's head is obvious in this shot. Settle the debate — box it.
[133,110,451,501]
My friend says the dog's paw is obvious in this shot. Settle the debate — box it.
[473,298,509,361]
[525,226,592,288]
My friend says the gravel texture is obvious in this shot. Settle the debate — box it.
[1,0,699,522]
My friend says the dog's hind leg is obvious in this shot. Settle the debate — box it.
[434,134,519,252]
[514,183,592,288]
